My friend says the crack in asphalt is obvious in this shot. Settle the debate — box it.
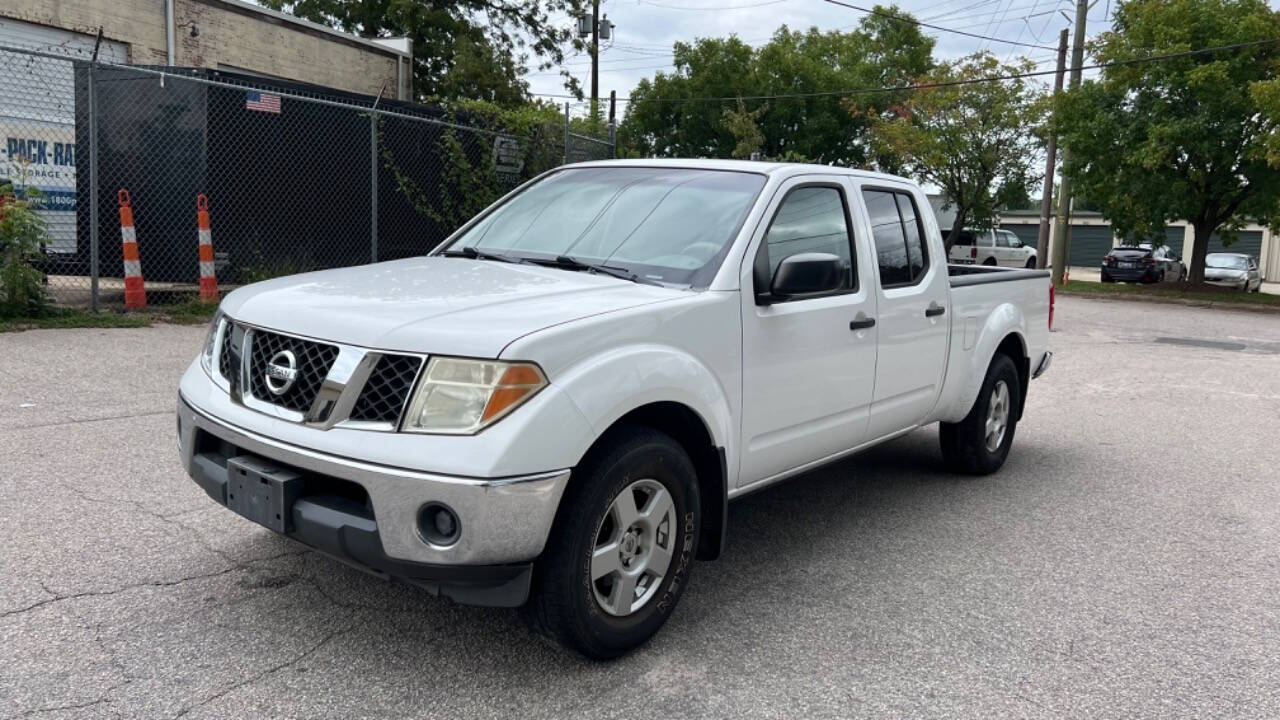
[2,549,311,620]
[0,408,172,433]
[171,622,360,719]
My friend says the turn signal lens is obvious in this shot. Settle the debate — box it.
[200,310,224,377]
[401,358,547,435]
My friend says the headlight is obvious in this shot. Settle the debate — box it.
[402,357,547,434]
[200,310,224,376]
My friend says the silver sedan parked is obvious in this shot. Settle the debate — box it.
[1204,253,1263,292]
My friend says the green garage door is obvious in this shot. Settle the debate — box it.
[1120,226,1186,255]
[1001,223,1040,247]
[1208,231,1262,259]
[1067,226,1116,267]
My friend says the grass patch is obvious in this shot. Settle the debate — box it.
[0,307,152,333]
[151,297,219,325]
[0,297,217,332]
[1059,280,1280,309]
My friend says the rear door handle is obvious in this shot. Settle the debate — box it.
[925,304,946,317]
[849,317,876,330]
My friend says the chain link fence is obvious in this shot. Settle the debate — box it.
[0,44,615,311]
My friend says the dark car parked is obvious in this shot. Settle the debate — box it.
[1101,244,1185,284]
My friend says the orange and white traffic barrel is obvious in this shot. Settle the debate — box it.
[196,194,218,301]
[118,189,146,309]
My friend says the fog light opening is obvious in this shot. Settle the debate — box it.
[416,503,460,547]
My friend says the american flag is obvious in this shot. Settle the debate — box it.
[245,91,281,114]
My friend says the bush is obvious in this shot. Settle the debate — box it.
[0,186,50,317]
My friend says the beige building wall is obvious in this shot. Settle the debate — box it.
[3,0,408,98]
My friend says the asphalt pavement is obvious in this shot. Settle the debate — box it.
[3,296,1279,718]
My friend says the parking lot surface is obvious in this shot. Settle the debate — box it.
[3,295,1279,719]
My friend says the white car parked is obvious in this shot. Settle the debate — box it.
[949,228,1039,268]
[177,160,1052,658]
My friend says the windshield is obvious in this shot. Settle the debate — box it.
[1206,254,1247,270]
[446,167,766,286]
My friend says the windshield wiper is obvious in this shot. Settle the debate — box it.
[440,246,526,264]
[536,255,661,286]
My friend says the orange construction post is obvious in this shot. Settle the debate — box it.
[118,189,146,309]
[196,194,218,301]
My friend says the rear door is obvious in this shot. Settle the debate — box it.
[738,177,879,487]
[857,185,951,439]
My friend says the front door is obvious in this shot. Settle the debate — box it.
[738,178,878,487]
[857,185,951,439]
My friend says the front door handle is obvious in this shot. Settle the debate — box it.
[925,304,946,317]
[849,317,876,330]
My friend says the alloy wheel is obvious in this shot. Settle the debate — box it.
[591,478,676,617]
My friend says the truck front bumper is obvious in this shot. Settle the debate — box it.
[177,395,571,607]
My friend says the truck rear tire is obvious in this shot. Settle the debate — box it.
[524,426,700,659]
[939,354,1021,475]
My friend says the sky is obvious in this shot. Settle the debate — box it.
[523,0,1118,116]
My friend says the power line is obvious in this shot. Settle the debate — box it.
[822,0,1059,51]
[529,37,1280,103]
[636,0,792,9]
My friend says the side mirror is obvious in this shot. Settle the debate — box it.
[758,252,843,304]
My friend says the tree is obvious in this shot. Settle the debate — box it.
[859,53,1042,251]
[1055,0,1280,283]
[258,0,586,105]
[618,11,935,163]
[721,99,767,159]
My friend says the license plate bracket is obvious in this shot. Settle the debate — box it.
[226,455,302,534]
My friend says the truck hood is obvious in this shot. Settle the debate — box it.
[221,257,686,357]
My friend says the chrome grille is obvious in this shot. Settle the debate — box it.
[217,321,236,381]
[245,330,339,413]
[349,354,422,424]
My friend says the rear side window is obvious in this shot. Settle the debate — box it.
[863,189,929,287]
[757,186,856,295]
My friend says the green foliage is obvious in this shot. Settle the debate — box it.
[238,252,316,284]
[1059,279,1280,308]
[721,99,767,159]
[618,12,935,163]
[1055,0,1280,282]
[377,100,567,235]
[258,0,587,105]
[0,307,151,333]
[860,52,1043,249]
[0,186,50,318]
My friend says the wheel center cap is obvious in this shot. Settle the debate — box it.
[620,532,639,557]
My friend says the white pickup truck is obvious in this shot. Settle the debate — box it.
[177,160,1052,658]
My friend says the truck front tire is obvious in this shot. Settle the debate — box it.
[525,426,700,659]
[939,354,1021,475]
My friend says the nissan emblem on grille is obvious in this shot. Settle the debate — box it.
[265,350,299,395]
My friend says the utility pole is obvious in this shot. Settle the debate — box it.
[1050,0,1089,286]
[1036,28,1069,270]
[591,0,600,121]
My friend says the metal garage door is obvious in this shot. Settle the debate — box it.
[1001,223,1039,247]
[1208,231,1262,259]
[1067,226,1115,267]
[1120,226,1186,255]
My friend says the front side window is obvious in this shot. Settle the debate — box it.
[864,189,930,287]
[756,186,856,295]
[448,167,766,287]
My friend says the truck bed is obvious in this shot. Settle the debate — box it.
[948,263,1051,286]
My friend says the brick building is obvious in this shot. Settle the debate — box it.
[1,0,412,100]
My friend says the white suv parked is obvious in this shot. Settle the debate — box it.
[949,228,1038,268]
[177,160,1052,658]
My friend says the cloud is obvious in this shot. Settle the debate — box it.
[525,0,1112,107]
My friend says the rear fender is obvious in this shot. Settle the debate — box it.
[935,303,1028,424]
